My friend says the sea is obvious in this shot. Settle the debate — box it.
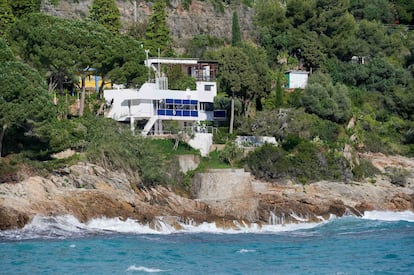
[0,211,413,274]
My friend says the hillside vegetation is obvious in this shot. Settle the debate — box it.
[0,0,413,186]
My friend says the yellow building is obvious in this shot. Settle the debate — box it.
[81,74,112,92]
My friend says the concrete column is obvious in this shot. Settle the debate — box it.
[130,117,135,134]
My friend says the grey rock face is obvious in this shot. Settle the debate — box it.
[41,0,255,53]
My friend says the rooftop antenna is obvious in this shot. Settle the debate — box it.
[145,49,150,81]
[158,48,161,78]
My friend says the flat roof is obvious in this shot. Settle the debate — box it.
[285,70,309,74]
[146,57,218,67]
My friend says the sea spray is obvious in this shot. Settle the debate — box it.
[1,211,413,240]
[362,210,414,222]
[1,212,413,274]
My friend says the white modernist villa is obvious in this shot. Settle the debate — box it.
[104,57,222,155]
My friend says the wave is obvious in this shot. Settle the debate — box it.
[0,210,412,240]
[237,249,256,253]
[362,210,414,222]
[126,265,167,273]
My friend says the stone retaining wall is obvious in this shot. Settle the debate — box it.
[191,169,253,200]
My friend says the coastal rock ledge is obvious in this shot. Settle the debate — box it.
[1,158,413,231]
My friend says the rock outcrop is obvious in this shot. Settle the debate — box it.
[1,154,413,231]
[41,0,255,53]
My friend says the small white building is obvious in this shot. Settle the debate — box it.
[104,58,221,156]
[284,70,309,89]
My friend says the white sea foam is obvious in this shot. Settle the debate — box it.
[289,212,309,222]
[86,217,160,234]
[362,210,414,222]
[0,215,326,239]
[5,210,412,239]
[237,249,256,253]
[69,244,76,248]
[126,265,167,273]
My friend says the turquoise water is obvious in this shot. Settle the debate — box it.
[1,212,413,274]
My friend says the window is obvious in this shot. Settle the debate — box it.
[204,85,213,91]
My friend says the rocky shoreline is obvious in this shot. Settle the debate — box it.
[1,153,413,231]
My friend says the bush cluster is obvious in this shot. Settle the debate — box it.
[245,141,356,184]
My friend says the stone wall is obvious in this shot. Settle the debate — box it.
[191,169,253,200]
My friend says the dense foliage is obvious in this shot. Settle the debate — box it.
[89,0,121,34]
[0,0,413,186]
[0,42,55,158]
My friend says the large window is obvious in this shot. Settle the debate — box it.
[157,99,198,117]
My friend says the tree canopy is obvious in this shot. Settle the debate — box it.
[0,59,55,157]
[145,0,173,56]
[0,0,15,37]
[231,11,242,47]
[89,0,121,34]
[8,14,146,91]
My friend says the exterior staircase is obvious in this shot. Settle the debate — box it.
[141,116,157,136]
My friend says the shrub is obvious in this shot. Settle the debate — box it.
[245,141,353,183]
[244,143,288,180]
[386,167,411,187]
[352,159,380,180]
[213,127,236,144]
[219,141,244,166]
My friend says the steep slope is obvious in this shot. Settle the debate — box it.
[41,0,255,52]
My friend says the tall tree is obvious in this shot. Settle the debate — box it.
[0,59,55,157]
[231,11,242,46]
[0,0,15,37]
[240,43,272,115]
[89,0,121,34]
[9,14,146,116]
[145,0,173,56]
[218,47,255,133]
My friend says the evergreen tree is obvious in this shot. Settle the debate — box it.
[9,0,39,17]
[218,47,255,133]
[0,59,55,157]
[0,0,15,37]
[90,0,121,34]
[145,0,173,56]
[231,11,242,46]
[9,14,146,116]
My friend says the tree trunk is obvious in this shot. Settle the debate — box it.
[79,76,86,117]
[245,100,253,118]
[256,97,263,111]
[98,79,105,99]
[96,102,105,116]
[229,94,235,134]
[0,124,7,158]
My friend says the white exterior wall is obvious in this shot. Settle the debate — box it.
[188,133,213,156]
[104,58,218,137]
[289,72,309,89]
[104,81,216,122]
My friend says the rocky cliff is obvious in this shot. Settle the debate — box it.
[1,153,413,231]
[41,0,255,52]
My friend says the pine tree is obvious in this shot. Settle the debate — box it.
[90,0,121,34]
[9,0,39,17]
[145,0,173,56]
[0,0,15,37]
[231,11,242,47]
